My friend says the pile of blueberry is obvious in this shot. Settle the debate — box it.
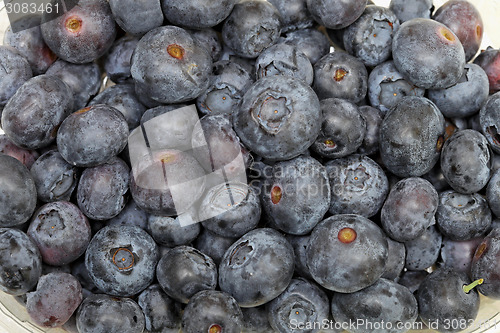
[1,0,500,332]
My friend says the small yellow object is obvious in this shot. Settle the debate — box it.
[463,278,484,294]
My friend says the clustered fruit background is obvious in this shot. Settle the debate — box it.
[0,1,500,333]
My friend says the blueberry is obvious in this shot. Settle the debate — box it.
[343,5,400,67]
[233,75,321,161]
[27,201,91,266]
[389,0,433,23]
[107,200,149,231]
[479,92,500,154]
[436,190,492,241]
[222,0,281,58]
[417,268,480,332]
[77,157,130,220]
[76,294,145,333]
[433,0,484,61]
[71,258,100,295]
[219,228,294,307]
[0,154,37,227]
[0,134,40,169]
[313,52,368,103]
[382,238,406,281]
[109,0,163,36]
[326,155,388,218]
[30,150,78,203]
[441,237,484,274]
[487,168,500,218]
[267,0,313,32]
[89,84,146,131]
[182,290,243,333]
[261,155,329,235]
[381,177,438,242]
[392,18,465,89]
[1,75,73,149]
[57,105,129,167]
[397,270,428,294]
[0,46,32,107]
[192,28,223,63]
[312,98,366,159]
[279,28,330,65]
[471,228,500,298]
[26,272,82,328]
[3,16,56,75]
[137,284,181,333]
[129,149,206,216]
[367,61,425,114]
[200,182,261,238]
[148,215,200,247]
[306,214,388,293]
[45,59,102,110]
[194,228,236,266]
[191,114,250,182]
[357,105,383,156]
[379,96,445,177]
[255,43,313,85]
[241,306,273,333]
[331,278,418,333]
[140,104,188,125]
[85,225,159,297]
[440,129,491,194]
[103,37,140,84]
[307,0,367,29]
[428,63,489,119]
[268,278,330,333]
[131,26,212,104]
[197,61,253,116]
[285,234,313,280]
[404,225,442,271]
[157,245,217,304]
[41,0,116,64]
[162,0,235,30]
[474,47,500,94]
[0,228,42,295]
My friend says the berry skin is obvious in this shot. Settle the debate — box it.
[131,26,212,104]
[379,96,445,178]
[218,228,295,307]
[182,290,243,333]
[433,0,484,61]
[161,0,236,30]
[57,104,129,167]
[76,294,145,333]
[325,154,389,218]
[41,0,116,64]
[440,129,491,194]
[0,46,32,107]
[85,225,159,297]
[233,75,321,161]
[77,157,130,221]
[1,75,73,150]
[222,0,281,59]
[306,214,388,293]
[156,246,217,304]
[392,18,466,89]
[381,177,439,242]
[307,0,367,29]
[0,154,37,227]
[261,155,330,235]
[26,272,82,328]
[27,201,91,266]
[0,228,42,296]
[331,278,418,333]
